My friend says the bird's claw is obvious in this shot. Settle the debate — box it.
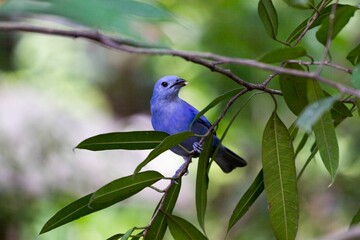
[192,142,203,154]
[171,168,189,184]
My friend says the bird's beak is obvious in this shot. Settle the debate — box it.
[171,79,188,88]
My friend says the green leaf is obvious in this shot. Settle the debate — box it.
[166,214,207,240]
[286,4,334,43]
[40,171,162,234]
[258,0,278,40]
[0,0,173,39]
[191,88,243,128]
[146,180,182,240]
[351,64,360,89]
[89,171,163,209]
[350,208,360,227]
[282,0,312,9]
[316,4,357,46]
[297,143,318,179]
[40,193,94,234]
[106,233,124,240]
[347,43,360,65]
[289,122,299,141]
[259,47,307,63]
[134,132,194,174]
[331,100,353,122]
[279,63,309,115]
[212,91,257,157]
[307,80,339,182]
[196,135,212,232]
[76,131,169,151]
[227,169,264,232]
[323,91,353,122]
[296,95,340,133]
[294,132,309,158]
[121,228,135,240]
[130,234,142,240]
[356,98,360,117]
[262,111,298,240]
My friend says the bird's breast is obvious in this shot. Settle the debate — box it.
[151,102,194,135]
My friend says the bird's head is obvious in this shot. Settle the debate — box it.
[151,76,188,101]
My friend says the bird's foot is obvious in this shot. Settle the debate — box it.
[171,157,192,183]
[192,142,203,154]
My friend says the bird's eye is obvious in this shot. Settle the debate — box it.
[161,82,168,87]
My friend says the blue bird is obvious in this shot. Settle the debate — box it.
[150,75,247,173]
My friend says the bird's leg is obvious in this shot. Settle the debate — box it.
[192,141,203,154]
[172,157,192,183]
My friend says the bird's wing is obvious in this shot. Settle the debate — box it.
[197,115,212,129]
[184,104,212,134]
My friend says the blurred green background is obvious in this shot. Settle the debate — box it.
[0,0,360,239]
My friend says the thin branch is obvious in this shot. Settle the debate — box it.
[143,155,191,238]
[293,0,330,46]
[0,22,280,95]
[149,185,166,193]
[1,22,360,98]
[143,179,172,237]
[199,88,250,145]
[211,56,360,97]
[287,60,352,74]
[260,0,329,93]
[316,0,339,75]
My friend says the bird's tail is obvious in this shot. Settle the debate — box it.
[214,147,247,173]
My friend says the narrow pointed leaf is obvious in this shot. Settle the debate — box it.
[130,234,142,240]
[279,63,309,115]
[192,88,243,128]
[262,112,298,240]
[134,132,194,174]
[356,98,360,117]
[40,171,163,234]
[323,91,353,122]
[258,0,278,39]
[350,208,360,227]
[296,95,340,133]
[196,135,212,232]
[40,193,94,234]
[106,233,124,240]
[286,4,334,43]
[289,122,299,141]
[298,116,345,180]
[297,143,318,180]
[89,171,163,209]
[259,47,307,63]
[121,227,135,240]
[307,80,339,182]
[351,64,360,89]
[76,131,169,151]
[227,169,264,232]
[294,133,309,158]
[347,43,360,65]
[316,5,357,46]
[166,214,207,240]
[212,92,255,159]
[146,180,182,240]
[331,100,353,122]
